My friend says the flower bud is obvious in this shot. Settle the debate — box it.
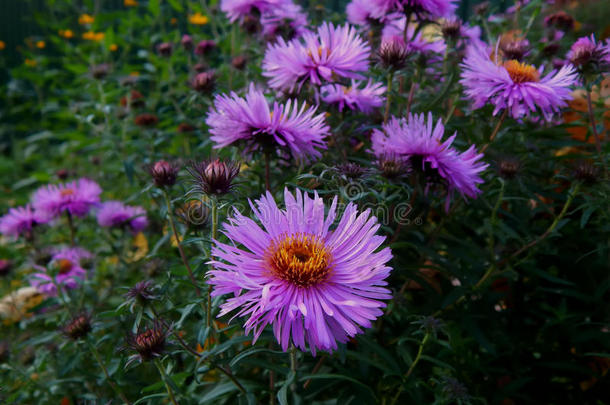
[148,160,179,188]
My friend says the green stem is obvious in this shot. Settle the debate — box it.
[289,344,298,392]
[88,341,132,404]
[487,179,505,269]
[208,198,218,331]
[480,109,508,154]
[163,190,201,296]
[585,88,607,180]
[66,211,76,246]
[384,71,394,124]
[264,150,271,191]
[390,332,430,405]
[154,359,179,405]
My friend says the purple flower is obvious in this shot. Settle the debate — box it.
[206,84,330,161]
[194,40,216,56]
[567,35,609,68]
[31,247,92,296]
[32,178,102,219]
[221,0,277,22]
[321,79,386,114]
[346,0,394,26]
[379,0,457,18]
[460,43,578,119]
[0,205,47,239]
[260,1,308,39]
[382,17,446,55]
[97,201,148,233]
[263,22,370,91]
[209,188,393,354]
[371,113,488,210]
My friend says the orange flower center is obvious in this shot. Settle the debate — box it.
[57,259,73,274]
[266,233,331,287]
[60,188,75,197]
[503,60,540,83]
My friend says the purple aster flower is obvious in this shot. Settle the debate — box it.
[460,43,578,119]
[263,22,370,91]
[346,0,394,26]
[261,1,308,40]
[321,79,386,114]
[209,188,393,355]
[195,40,216,56]
[221,0,278,22]
[0,205,48,239]
[97,201,148,233]
[32,178,102,219]
[371,113,488,210]
[31,247,92,296]
[567,35,610,69]
[378,0,457,19]
[206,84,330,161]
[382,17,446,55]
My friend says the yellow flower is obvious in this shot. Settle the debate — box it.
[188,12,209,25]
[25,58,37,67]
[124,0,138,6]
[170,17,177,25]
[109,43,118,52]
[0,40,5,50]
[36,40,45,49]
[79,13,95,25]
[82,31,105,41]
[126,232,149,262]
[59,29,74,39]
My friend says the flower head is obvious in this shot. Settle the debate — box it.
[124,281,158,311]
[209,188,393,354]
[189,12,209,25]
[31,247,92,296]
[378,37,409,70]
[32,178,101,219]
[181,34,193,50]
[460,43,578,119]
[191,71,216,93]
[221,0,277,21]
[157,42,173,57]
[62,312,92,340]
[0,205,47,239]
[346,0,393,27]
[382,17,446,56]
[206,84,329,161]
[567,35,609,70]
[371,113,488,210]
[195,40,216,55]
[187,159,240,195]
[134,113,158,127]
[263,22,370,91]
[544,11,574,32]
[97,201,148,233]
[380,0,457,19]
[125,320,169,366]
[260,1,308,40]
[148,160,180,188]
[321,79,386,114]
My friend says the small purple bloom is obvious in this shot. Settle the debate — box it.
[181,34,193,50]
[460,43,578,119]
[260,1,308,39]
[382,17,446,55]
[32,178,102,219]
[371,113,488,210]
[221,0,277,22]
[209,188,393,354]
[346,0,394,26]
[31,247,92,296]
[97,201,148,233]
[263,22,370,91]
[0,205,47,239]
[321,79,386,114]
[379,0,457,19]
[194,40,216,56]
[567,35,609,68]
[206,84,329,161]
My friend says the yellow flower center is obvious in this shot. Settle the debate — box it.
[503,60,540,84]
[57,259,73,274]
[60,188,75,197]
[266,233,331,287]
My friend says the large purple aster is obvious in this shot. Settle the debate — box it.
[209,188,393,355]
[97,201,148,233]
[206,84,330,161]
[31,247,92,296]
[0,205,48,239]
[371,113,488,210]
[263,22,370,91]
[460,43,578,119]
[32,178,102,219]
[321,79,386,114]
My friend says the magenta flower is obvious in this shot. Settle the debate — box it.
[209,188,393,354]
[0,205,47,239]
[371,113,488,210]
[460,43,578,119]
[31,247,92,296]
[32,178,102,219]
[379,0,457,18]
[263,22,370,91]
[221,0,277,22]
[260,1,309,39]
[206,84,329,161]
[97,201,148,233]
[566,35,610,68]
[321,79,386,114]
